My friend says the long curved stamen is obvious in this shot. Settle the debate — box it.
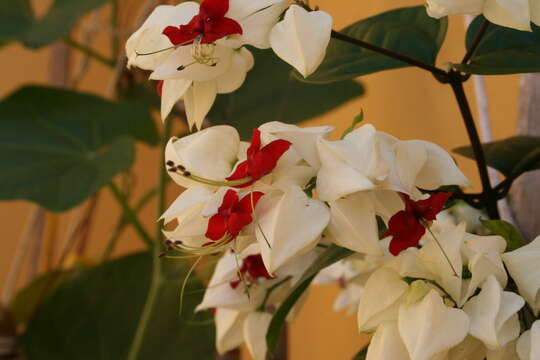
[166,161,253,187]
[423,221,459,277]
[135,38,195,57]
[250,187,271,249]
[179,256,202,315]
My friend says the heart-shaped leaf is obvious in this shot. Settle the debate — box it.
[19,252,214,359]
[299,6,448,84]
[454,136,540,177]
[457,16,540,75]
[208,48,364,140]
[480,219,524,252]
[0,86,158,211]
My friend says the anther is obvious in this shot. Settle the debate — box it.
[177,164,186,171]
[174,240,183,245]
[158,251,166,258]
[166,160,175,166]
[167,167,177,173]
[183,171,191,177]
[177,65,185,71]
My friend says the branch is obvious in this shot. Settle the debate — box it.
[330,30,449,79]
[461,19,490,65]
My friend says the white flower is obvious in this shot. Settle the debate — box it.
[243,312,273,360]
[366,321,410,360]
[316,123,469,201]
[269,5,333,77]
[357,267,409,332]
[516,320,540,360]
[215,308,247,354]
[426,0,539,32]
[502,235,540,314]
[126,0,286,127]
[463,276,524,350]
[398,290,470,360]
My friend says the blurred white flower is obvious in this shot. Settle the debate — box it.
[516,320,540,360]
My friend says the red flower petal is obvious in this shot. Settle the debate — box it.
[205,214,228,240]
[235,191,264,214]
[201,17,242,44]
[227,213,253,238]
[200,0,229,19]
[247,129,262,159]
[386,211,426,256]
[162,25,199,46]
[414,192,452,221]
[240,254,273,280]
[218,189,239,213]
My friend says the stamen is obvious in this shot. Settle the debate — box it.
[167,161,253,187]
[424,222,459,277]
[179,256,202,315]
[249,187,271,249]
[134,38,195,57]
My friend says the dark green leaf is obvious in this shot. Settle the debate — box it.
[301,6,448,84]
[22,0,110,48]
[0,86,158,211]
[352,346,368,360]
[266,245,353,353]
[480,219,525,251]
[457,16,540,75]
[454,136,540,177]
[9,270,72,325]
[20,252,214,359]
[0,0,33,44]
[208,48,364,140]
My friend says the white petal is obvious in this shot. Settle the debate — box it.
[215,49,252,94]
[502,236,540,314]
[160,186,213,222]
[327,192,382,255]
[160,79,191,120]
[448,336,486,360]
[398,290,469,360]
[227,0,285,22]
[270,5,332,77]
[256,185,330,273]
[366,321,410,360]
[425,0,483,18]
[484,0,532,31]
[126,3,200,70]
[243,312,273,360]
[417,222,465,305]
[357,268,408,332]
[238,2,287,49]
[150,44,233,81]
[184,81,217,130]
[215,308,247,354]
[165,125,240,188]
[259,121,334,169]
[517,320,540,360]
[531,0,540,26]
[270,164,317,192]
[463,276,524,350]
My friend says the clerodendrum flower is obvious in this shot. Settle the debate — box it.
[126,0,286,129]
[426,0,540,31]
[162,122,331,273]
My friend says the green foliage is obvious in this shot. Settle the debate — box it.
[341,111,364,139]
[0,86,158,211]
[300,6,448,84]
[19,252,214,359]
[458,16,540,75]
[454,136,540,177]
[208,48,364,140]
[352,346,368,360]
[266,245,353,353]
[0,0,33,44]
[9,270,72,325]
[480,219,525,251]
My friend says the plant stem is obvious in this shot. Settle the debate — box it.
[449,76,500,219]
[330,30,449,78]
[461,19,490,65]
[157,118,173,242]
[108,182,154,248]
[64,37,116,68]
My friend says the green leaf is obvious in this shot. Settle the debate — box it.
[352,346,368,360]
[266,245,353,353]
[19,252,214,359]
[22,0,110,48]
[341,111,364,139]
[0,86,158,211]
[480,219,525,251]
[457,16,540,75]
[0,0,33,44]
[9,270,72,325]
[300,6,448,84]
[454,136,540,177]
[208,48,364,140]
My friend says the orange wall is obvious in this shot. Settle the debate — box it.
[0,1,519,359]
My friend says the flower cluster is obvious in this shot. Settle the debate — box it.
[159,119,477,359]
[126,0,333,129]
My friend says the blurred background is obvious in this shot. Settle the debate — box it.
[0,0,520,359]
